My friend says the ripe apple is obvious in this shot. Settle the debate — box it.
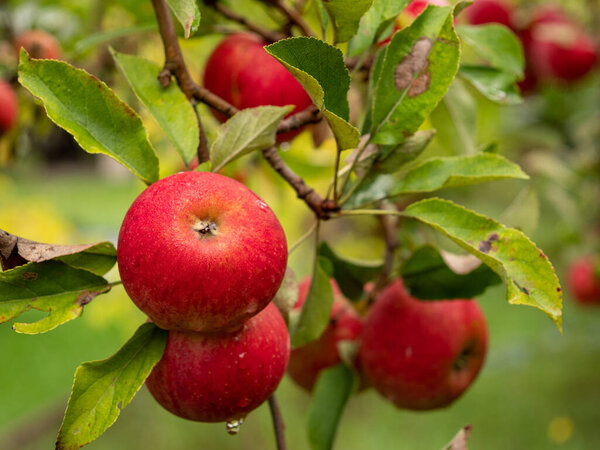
[14,29,61,59]
[0,80,18,134]
[526,20,598,83]
[567,257,600,305]
[287,277,363,391]
[203,33,312,142]
[358,280,488,410]
[146,303,290,423]
[117,171,288,332]
[463,0,515,30]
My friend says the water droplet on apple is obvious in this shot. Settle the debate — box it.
[255,199,268,210]
[226,417,245,435]
[238,397,251,408]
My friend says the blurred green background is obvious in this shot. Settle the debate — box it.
[1,0,600,448]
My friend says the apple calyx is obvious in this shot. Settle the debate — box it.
[192,219,218,237]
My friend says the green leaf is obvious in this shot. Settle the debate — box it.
[313,0,330,39]
[391,153,528,195]
[318,242,383,301]
[308,364,357,450]
[430,78,478,155]
[165,0,200,38]
[402,245,501,299]
[0,261,110,334]
[18,50,159,184]
[402,198,563,331]
[323,0,374,43]
[111,49,199,166]
[265,38,360,150]
[0,229,116,276]
[459,65,522,105]
[368,128,435,174]
[210,105,293,172]
[348,0,411,56]
[57,323,167,450]
[371,5,460,146]
[457,24,524,77]
[291,256,334,348]
[343,174,396,209]
[272,267,298,322]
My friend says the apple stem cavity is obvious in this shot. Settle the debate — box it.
[193,220,218,237]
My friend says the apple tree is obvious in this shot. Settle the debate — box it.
[0,0,575,449]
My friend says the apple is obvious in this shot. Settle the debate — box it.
[287,277,363,391]
[358,280,488,410]
[526,20,598,83]
[0,80,18,134]
[14,29,61,60]
[567,257,600,305]
[463,0,515,30]
[117,171,288,332]
[146,303,290,423]
[203,33,312,142]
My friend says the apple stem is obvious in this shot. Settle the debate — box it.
[268,395,287,450]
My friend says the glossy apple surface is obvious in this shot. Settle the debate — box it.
[287,277,363,391]
[146,303,290,422]
[0,80,18,134]
[568,257,600,305]
[14,30,61,59]
[359,280,488,410]
[464,0,515,29]
[117,171,287,332]
[203,33,312,142]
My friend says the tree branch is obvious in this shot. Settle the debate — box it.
[268,395,287,450]
[260,0,315,36]
[205,1,286,43]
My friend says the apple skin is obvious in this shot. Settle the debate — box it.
[117,171,288,332]
[146,303,290,423]
[358,280,488,410]
[568,257,600,305]
[287,277,363,391]
[203,33,312,142]
[464,0,515,30]
[14,30,61,59]
[0,80,18,134]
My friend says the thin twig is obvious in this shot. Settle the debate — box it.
[368,208,400,304]
[260,0,315,36]
[205,0,286,43]
[268,395,287,450]
[288,219,318,254]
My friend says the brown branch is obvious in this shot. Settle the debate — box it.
[368,209,399,304]
[206,1,286,43]
[260,0,315,36]
[151,0,213,164]
[277,105,321,134]
[268,395,287,450]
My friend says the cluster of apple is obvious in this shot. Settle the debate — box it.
[288,277,488,410]
[568,257,600,306]
[0,29,62,136]
[117,171,291,424]
[463,0,599,91]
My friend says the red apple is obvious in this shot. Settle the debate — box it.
[203,33,312,142]
[358,280,488,410]
[14,29,61,59]
[146,303,290,423]
[287,277,363,391]
[0,80,18,134]
[117,171,288,332]
[568,257,600,305]
[526,20,598,83]
[464,0,515,30]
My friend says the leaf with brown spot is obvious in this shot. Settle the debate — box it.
[0,260,110,334]
[370,4,460,146]
[0,229,116,275]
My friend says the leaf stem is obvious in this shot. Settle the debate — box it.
[268,395,287,450]
[288,219,318,255]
